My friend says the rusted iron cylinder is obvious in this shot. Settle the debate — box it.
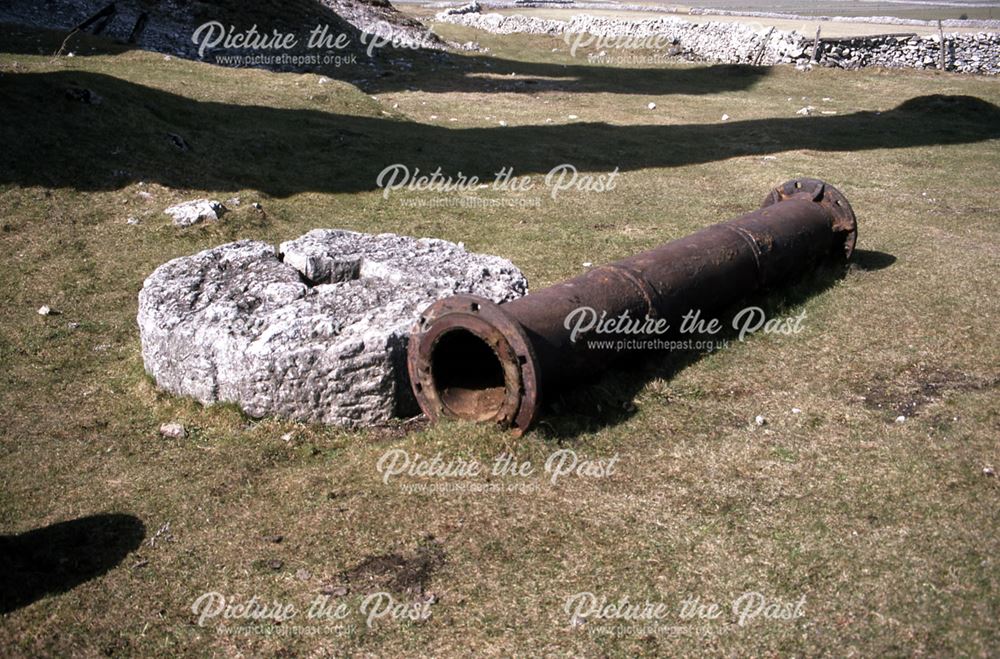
[407,178,857,435]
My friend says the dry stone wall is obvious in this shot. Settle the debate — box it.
[437,7,1000,74]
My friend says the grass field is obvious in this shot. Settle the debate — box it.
[0,16,998,656]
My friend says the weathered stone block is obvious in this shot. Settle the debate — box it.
[138,230,528,426]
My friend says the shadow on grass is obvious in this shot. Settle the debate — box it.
[1,71,999,195]
[364,57,771,96]
[0,20,769,97]
[535,249,896,439]
[851,249,897,271]
[0,513,145,613]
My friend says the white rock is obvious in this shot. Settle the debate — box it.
[164,199,227,228]
[895,415,906,423]
[791,407,801,414]
[567,114,579,120]
[721,114,730,121]
[647,102,656,110]
[159,422,186,439]
[796,106,815,116]
[755,415,766,426]
[37,305,52,316]
[137,230,528,427]
[498,120,507,126]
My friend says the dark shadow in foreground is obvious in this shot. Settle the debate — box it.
[535,249,896,439]
[851,249,897,271]
[1,70,999,196]
[0,513,145,614]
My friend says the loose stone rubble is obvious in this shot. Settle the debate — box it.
[137,230,528,427]
[159,422,187,439]
[163,199,227,227]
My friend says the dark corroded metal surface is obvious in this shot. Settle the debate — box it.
[408,178,858,435]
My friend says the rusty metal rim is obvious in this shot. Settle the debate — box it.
[762,178,858,258]
[408,295,541,436]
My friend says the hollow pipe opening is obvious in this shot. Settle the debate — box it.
[408,295,542,435]
[430,328,507,422]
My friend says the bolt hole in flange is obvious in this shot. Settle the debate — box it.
[430,329,506,421]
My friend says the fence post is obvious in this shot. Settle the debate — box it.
[938,20,947,71]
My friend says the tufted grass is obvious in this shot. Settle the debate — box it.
[0,15,998,657]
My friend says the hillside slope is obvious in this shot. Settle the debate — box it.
[0,0,445,68]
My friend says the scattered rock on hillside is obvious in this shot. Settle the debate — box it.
[64,87,102,105]
[163,199,226,227]
[159,422,186,439]
[167,132,190,151]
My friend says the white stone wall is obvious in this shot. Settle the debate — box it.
[438,9,1000,75]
